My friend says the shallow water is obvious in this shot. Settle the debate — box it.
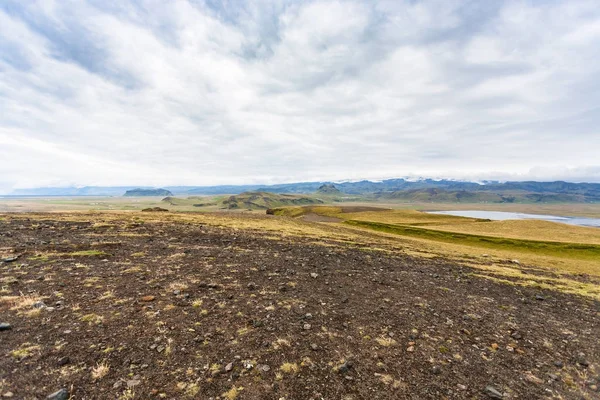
[427,210,600,228]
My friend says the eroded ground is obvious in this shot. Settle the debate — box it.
[0,212,599,399]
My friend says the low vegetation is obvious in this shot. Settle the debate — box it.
[0,210,598,399]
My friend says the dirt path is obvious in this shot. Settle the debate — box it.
[0,213,598,399]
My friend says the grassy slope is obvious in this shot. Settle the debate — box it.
[270,206,600,279]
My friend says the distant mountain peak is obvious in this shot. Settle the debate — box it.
[316,184,341,194]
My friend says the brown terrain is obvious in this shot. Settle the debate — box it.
[0,212,598,399]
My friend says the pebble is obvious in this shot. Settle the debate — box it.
[310,273,318,278]
[535,294,545,301]
[576,353,589,367]
[0,323,11,331]
[310,343,319,351]
[32,301,46,309]
[225,362,233,372]
[338,360,353,374]
[57,356,70,366]
[432,365,442,375]
[247,283,257,290]
[510,331,522,340]
[554,360,564,368]
[303,323,312,330]
[3,392,14,398]
[484,386,503,399]
[141,296,155,302]
[259,364,271,372]
[46,389,69,400]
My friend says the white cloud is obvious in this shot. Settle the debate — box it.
[0,0,599,192]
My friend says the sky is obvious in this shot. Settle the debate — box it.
[1,0,600,192]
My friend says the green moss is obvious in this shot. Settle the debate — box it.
[70,250,108,257]
[345,220,600,261]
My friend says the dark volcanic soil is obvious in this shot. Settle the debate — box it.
[0,213,598,400]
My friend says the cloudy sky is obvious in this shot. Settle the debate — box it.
[1,0,600,192]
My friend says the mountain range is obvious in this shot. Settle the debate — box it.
[6,179,600,202]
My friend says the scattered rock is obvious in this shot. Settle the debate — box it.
[484,385,503,399]
[32,301,46,309]
[1,256,19,263]
[303,323,312,330]
[510,331,522,340]
[247,282,257,291]
[173,289,181,295]
[0,323,11,331]
[310,273,318,278]
[57,356,70,366]
[511,259,520,265]
[310,343,319,351]
[432,365,442,375]
[554,361,564,368]
[225,362,234,372]
[141,296,155,302]
[258,364,271,372]
[535,294,545,301]
[2,392,14,398]
[141,207,168,212]
[576,353,589,367]
[46,389,69,400]
[338,360,353,374]
[126,379,141,388]
[524,371,543,384]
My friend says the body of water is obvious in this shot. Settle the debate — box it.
[428,210,600,228]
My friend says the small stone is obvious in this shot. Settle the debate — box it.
[303,323,312,330]
[32,301,46,309]
[432,365,442,375]
[510,332,522,340]
[126,380,141,388]
[524,372,543,384]
[141,296,155,302]
[310,343,319,351]
[406,346,414,352]
[173,290,181,296]
[247,282,257,290]
[576,353,589,367]
[46,388,69,400]
[338,360,353,374]
[225,362,233,372]
[344,375,353,381]
[535,294,545,301]
[310,273,318,278]
[0,323,11,331]
[511,259,520,265]
[156,345,165,353]
[304,313,313,319]
[3,392,14,398]
[484,386,503,399]
[548,373,558,381]
[554,361,563,368]
[57,356,70,366]
[457,384,467,390]
[1,256,19,263]
[259,364,271,372]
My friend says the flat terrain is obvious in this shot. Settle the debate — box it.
[0,212,599,399]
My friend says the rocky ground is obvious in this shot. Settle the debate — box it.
[0,213,598,399]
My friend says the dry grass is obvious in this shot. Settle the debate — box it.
[91,361,110,380]
[279,362,299,374]
[10,343,41,360]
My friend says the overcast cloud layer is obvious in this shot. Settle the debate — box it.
[1,0,600,192]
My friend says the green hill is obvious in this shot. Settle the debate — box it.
[316,184,342,195]
[222,191,323,210]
